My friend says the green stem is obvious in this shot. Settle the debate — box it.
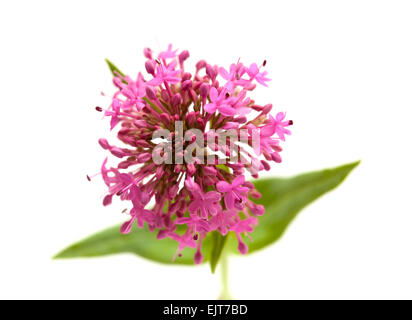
[218,253,232,300]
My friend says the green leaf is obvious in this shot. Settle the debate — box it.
[209,232,228,273]
[54,161,359,265]
[241,161,360,253]
[105,58,125,77]
[54,224,212,265]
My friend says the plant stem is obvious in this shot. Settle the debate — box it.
[218,253,232,300]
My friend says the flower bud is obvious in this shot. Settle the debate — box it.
[271,152,282,163]
[103,195,113,206]
[250,204,265,216]
[182,72,192,81]
[206,64,216,80]
[187,163,196,176]
[110,147,126,158]
[194,250,203,264]
[262,103,272,114]
[160,89,169,102]
[98,138,110,150]
[179,50,190,64]
[199,83,210,98]
[145,86,157,100]
[133,120,147,128]
[222,122,239,130]
[145,60,155,75]
[143,47,152,59]
[238,240,248,255]
[137,153,152,163]
[160,113,171,124]
[203,166,217,176]
[172,93,182,106]
[182,80,192,90]
[196,60,207,70]
[234,116,247,123]
[261,160,271,171]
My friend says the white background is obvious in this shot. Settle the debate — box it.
[0,0,411,299]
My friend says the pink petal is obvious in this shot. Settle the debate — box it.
[248,63,259,76]
[232,175,245,186]
[204,103,217,114]
[205,191,221,202]
[147,78,162,86]
[217,104,236,116]
[185,177,201,194]
[175,217,191,224]
[224,81,235,93]
[216,181,231,192]
[224,192,235,210]
[236,186,250,194]
[219,67,230,80]
[188,202,198,215]
[276,112,285,121]
[120,218,135,234]
[235,107,251,116]
[209,87,218,101]
[260,124,276,137]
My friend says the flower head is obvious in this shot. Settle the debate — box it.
[92,44,293,264]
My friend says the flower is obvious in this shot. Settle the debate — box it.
[231,217,258,254]
[147,61,181,86]
[92,45,292,264]
[216,175,250,210]
[113,73,146,112]
[246,63,271,87]
[204,87,237,116]
[158,44,178,61]
[185,178,222,218]
[269,112,293,141]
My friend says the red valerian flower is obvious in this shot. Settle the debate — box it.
[91,44,293,263]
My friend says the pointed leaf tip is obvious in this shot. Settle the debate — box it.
[209,232,228,273]
[105,58,125,77]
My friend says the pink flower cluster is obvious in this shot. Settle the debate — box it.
[93,45,292,263]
